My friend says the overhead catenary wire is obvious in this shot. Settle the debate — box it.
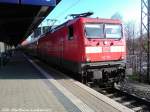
[53,0,81,21]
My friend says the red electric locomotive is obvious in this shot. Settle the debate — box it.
[24,13,126,86]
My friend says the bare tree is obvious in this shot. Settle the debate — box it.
[125,21,135,54]
[124,20,141,76]
[111,12,123,20]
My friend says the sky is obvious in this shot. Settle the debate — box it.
[42,0,141,25]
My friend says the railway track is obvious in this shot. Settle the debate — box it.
[92,86,150,112]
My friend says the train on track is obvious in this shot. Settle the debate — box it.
[22,12,126,86]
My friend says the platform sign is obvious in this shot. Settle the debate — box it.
[21,0,56,6]
[0,0,19,4]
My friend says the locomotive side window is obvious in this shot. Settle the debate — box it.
[68,25,74,40]
[105,24,122,39]
[85,24,104,38]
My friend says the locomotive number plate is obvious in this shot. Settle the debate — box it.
[102,47,110,52]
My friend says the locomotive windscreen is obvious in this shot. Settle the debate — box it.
[85,23,122,39]
[85,24,104,38]
[105,24,122,39]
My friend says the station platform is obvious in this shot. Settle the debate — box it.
[0,51,133,112]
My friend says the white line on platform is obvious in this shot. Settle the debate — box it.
[24,54,95,112]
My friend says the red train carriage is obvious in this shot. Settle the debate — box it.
[24,15,126,86]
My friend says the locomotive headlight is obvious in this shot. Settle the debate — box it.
[103,41,108,45]
[121,56,124,59]
[86,56,90,62]
[120,56,126,60]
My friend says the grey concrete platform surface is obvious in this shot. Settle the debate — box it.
[0,51,133,112]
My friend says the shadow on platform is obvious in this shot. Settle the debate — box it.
[0,51,72,81]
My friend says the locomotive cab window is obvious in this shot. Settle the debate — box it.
[105,24,122,39]
[68,25,74,40]
[85,24,104,38]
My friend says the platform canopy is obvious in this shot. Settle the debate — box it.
[0,0,61,46]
